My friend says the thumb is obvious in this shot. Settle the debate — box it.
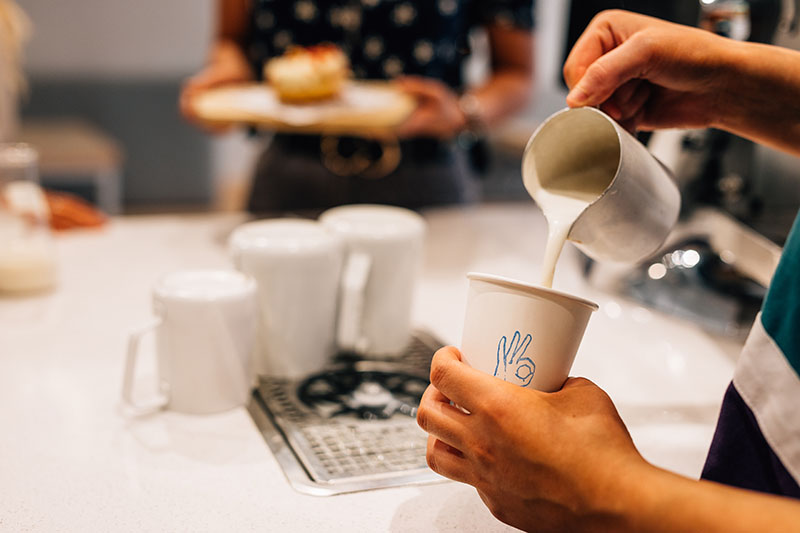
[566,39,650,108]
[394,76,445,101]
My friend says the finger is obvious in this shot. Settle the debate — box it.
[426,436,476,485]
[429,346,510,414]
[611,79,642,107]
[566,39,652,109]
[560,376,596,391]
[600,100,622,121]
[394,76,445,100]
[556,376,610,405]
[417,383,471,451]
[395,107,434,138]
[616,82,652,122]
[421,379,451,405]
[603,79,643,119]
[476,488,492,509]
[563,13,619,89]
[179,88,200,121]
[179,88,235,133]
[619,114,642,134]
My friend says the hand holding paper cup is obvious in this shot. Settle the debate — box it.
[460,273,597,392]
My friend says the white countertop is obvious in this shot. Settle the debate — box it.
[0,203,742,532]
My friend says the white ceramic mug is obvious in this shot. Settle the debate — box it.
[522,107,681,264]
[319,204,426,357]
[229,219,344,378]
[122,270,258,415]
[460,272,598,392]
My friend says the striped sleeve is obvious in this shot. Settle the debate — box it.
[702,212,800,498]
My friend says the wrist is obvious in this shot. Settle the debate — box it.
[457,92,486,133]
[456,92,489,147]
[582,456,664,533]
[706,38,750,132]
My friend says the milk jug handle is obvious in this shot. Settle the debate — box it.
[121,319,169,415]
[337,252,371,353]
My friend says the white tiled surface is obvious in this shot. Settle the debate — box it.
[0,204,740,531]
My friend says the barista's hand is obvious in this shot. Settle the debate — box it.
[180,41,254,133]
[416,346,649,532]
[395,76,467,140]
[564,9,800,156]
[563,10,734,132]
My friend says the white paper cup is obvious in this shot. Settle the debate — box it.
[460,273,598,392]
[229,219,344,378]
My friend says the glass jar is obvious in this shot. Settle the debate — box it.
[0,143,58,293]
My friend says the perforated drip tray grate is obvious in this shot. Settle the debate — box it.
[247,331,445,495]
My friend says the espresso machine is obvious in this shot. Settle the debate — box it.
[663,0,786,222]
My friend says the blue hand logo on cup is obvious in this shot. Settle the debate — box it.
[461,273,597,393]
[494,331,535,387]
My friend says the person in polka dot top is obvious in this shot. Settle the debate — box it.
[181,0,535,212]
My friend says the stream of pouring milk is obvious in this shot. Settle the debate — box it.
[535,187,599,288]
[527,138,618,288]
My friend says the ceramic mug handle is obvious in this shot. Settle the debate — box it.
[121,319,169,414]
[337,252,371,354]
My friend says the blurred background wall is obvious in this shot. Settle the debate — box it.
[18,0,215,210]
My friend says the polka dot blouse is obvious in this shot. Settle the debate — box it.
[246,0,535,90]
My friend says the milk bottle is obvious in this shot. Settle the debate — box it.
[0,144,57,294]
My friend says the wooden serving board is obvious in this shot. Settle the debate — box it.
[192,81,416,136]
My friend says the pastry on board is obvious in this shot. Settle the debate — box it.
[264,44,350,103]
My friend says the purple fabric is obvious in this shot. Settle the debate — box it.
[701,382,800,498]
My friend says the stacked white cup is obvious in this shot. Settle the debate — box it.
[229,204,426,379]
[229,219,344,378]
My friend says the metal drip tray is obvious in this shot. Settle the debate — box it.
[248,331,445,495]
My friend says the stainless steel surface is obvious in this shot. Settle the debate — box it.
[248,331,445,496]
[585,207,782,338]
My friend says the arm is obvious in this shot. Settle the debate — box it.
[179,0,254,129]
[563,9,800,156]
[417,346,800,532]
[395,25,533,139]
[470,24,535,128]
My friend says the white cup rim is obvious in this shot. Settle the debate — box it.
[154,269,257,302]
[466,272,599,311]
[228,218,342,255]
[319,203,426,240]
